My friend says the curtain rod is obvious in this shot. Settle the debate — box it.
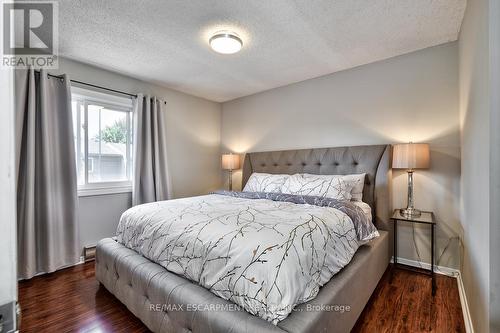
[34,70,137,98]
[70,78,138,98]
[34,70,168,104]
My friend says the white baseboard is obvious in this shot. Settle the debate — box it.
[391,256,474,333]
[391,256,458,277]
[455,270,474,333]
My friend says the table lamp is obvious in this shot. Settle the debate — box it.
[222,153,240,191]
[392,143,430,217]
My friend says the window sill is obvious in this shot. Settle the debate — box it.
[78,185,132,197]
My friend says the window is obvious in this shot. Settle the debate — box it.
[71,86,134,196]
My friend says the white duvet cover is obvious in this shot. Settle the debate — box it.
[116,192,375,323]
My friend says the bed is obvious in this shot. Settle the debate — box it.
[96,144,392,333]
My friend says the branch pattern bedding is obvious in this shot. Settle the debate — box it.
[116,191,378,324]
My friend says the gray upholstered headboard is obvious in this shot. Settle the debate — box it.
[241,145,392,231]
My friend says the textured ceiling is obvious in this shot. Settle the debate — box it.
[57,0,466,102]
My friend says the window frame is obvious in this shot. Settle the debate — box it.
[71,86,134,197]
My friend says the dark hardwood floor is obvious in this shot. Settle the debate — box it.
[19,262,148,333]
[352,267,465,332]
[19,262,465,332]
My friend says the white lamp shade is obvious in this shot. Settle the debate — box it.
[392,143,430,169]
[222,154,240,170]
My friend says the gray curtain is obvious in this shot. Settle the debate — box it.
[15,68,80,280]
[132,94,170,205]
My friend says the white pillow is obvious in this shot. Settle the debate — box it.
[281,174,355,200]
[343,173,366,201]
[243,173,290,193]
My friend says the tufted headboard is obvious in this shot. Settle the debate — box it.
[241,145,392,231]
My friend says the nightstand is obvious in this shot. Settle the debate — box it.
[390,209,436,295]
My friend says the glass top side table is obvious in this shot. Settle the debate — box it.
[390,209,436,295]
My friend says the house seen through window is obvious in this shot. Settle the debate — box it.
[71,86,134,194]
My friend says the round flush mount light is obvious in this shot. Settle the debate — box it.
[209,31,243,54]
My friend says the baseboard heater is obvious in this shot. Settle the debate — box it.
[84,245,96,262]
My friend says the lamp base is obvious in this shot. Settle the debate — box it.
[228,169,233,191]
[399,207,422,218]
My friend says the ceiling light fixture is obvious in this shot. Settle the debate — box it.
[209,31,242,54]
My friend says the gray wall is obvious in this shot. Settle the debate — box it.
[458,0,491,331]
[0,65,17,328]
[222,42,462,269]
[78,192,132,249]
[55,58,222,249]
[490,0,500,330]
[459,0,500,331]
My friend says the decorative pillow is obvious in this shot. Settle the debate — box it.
[281,174,355,200]
[243,173,290,193]
[343,173,366,201]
